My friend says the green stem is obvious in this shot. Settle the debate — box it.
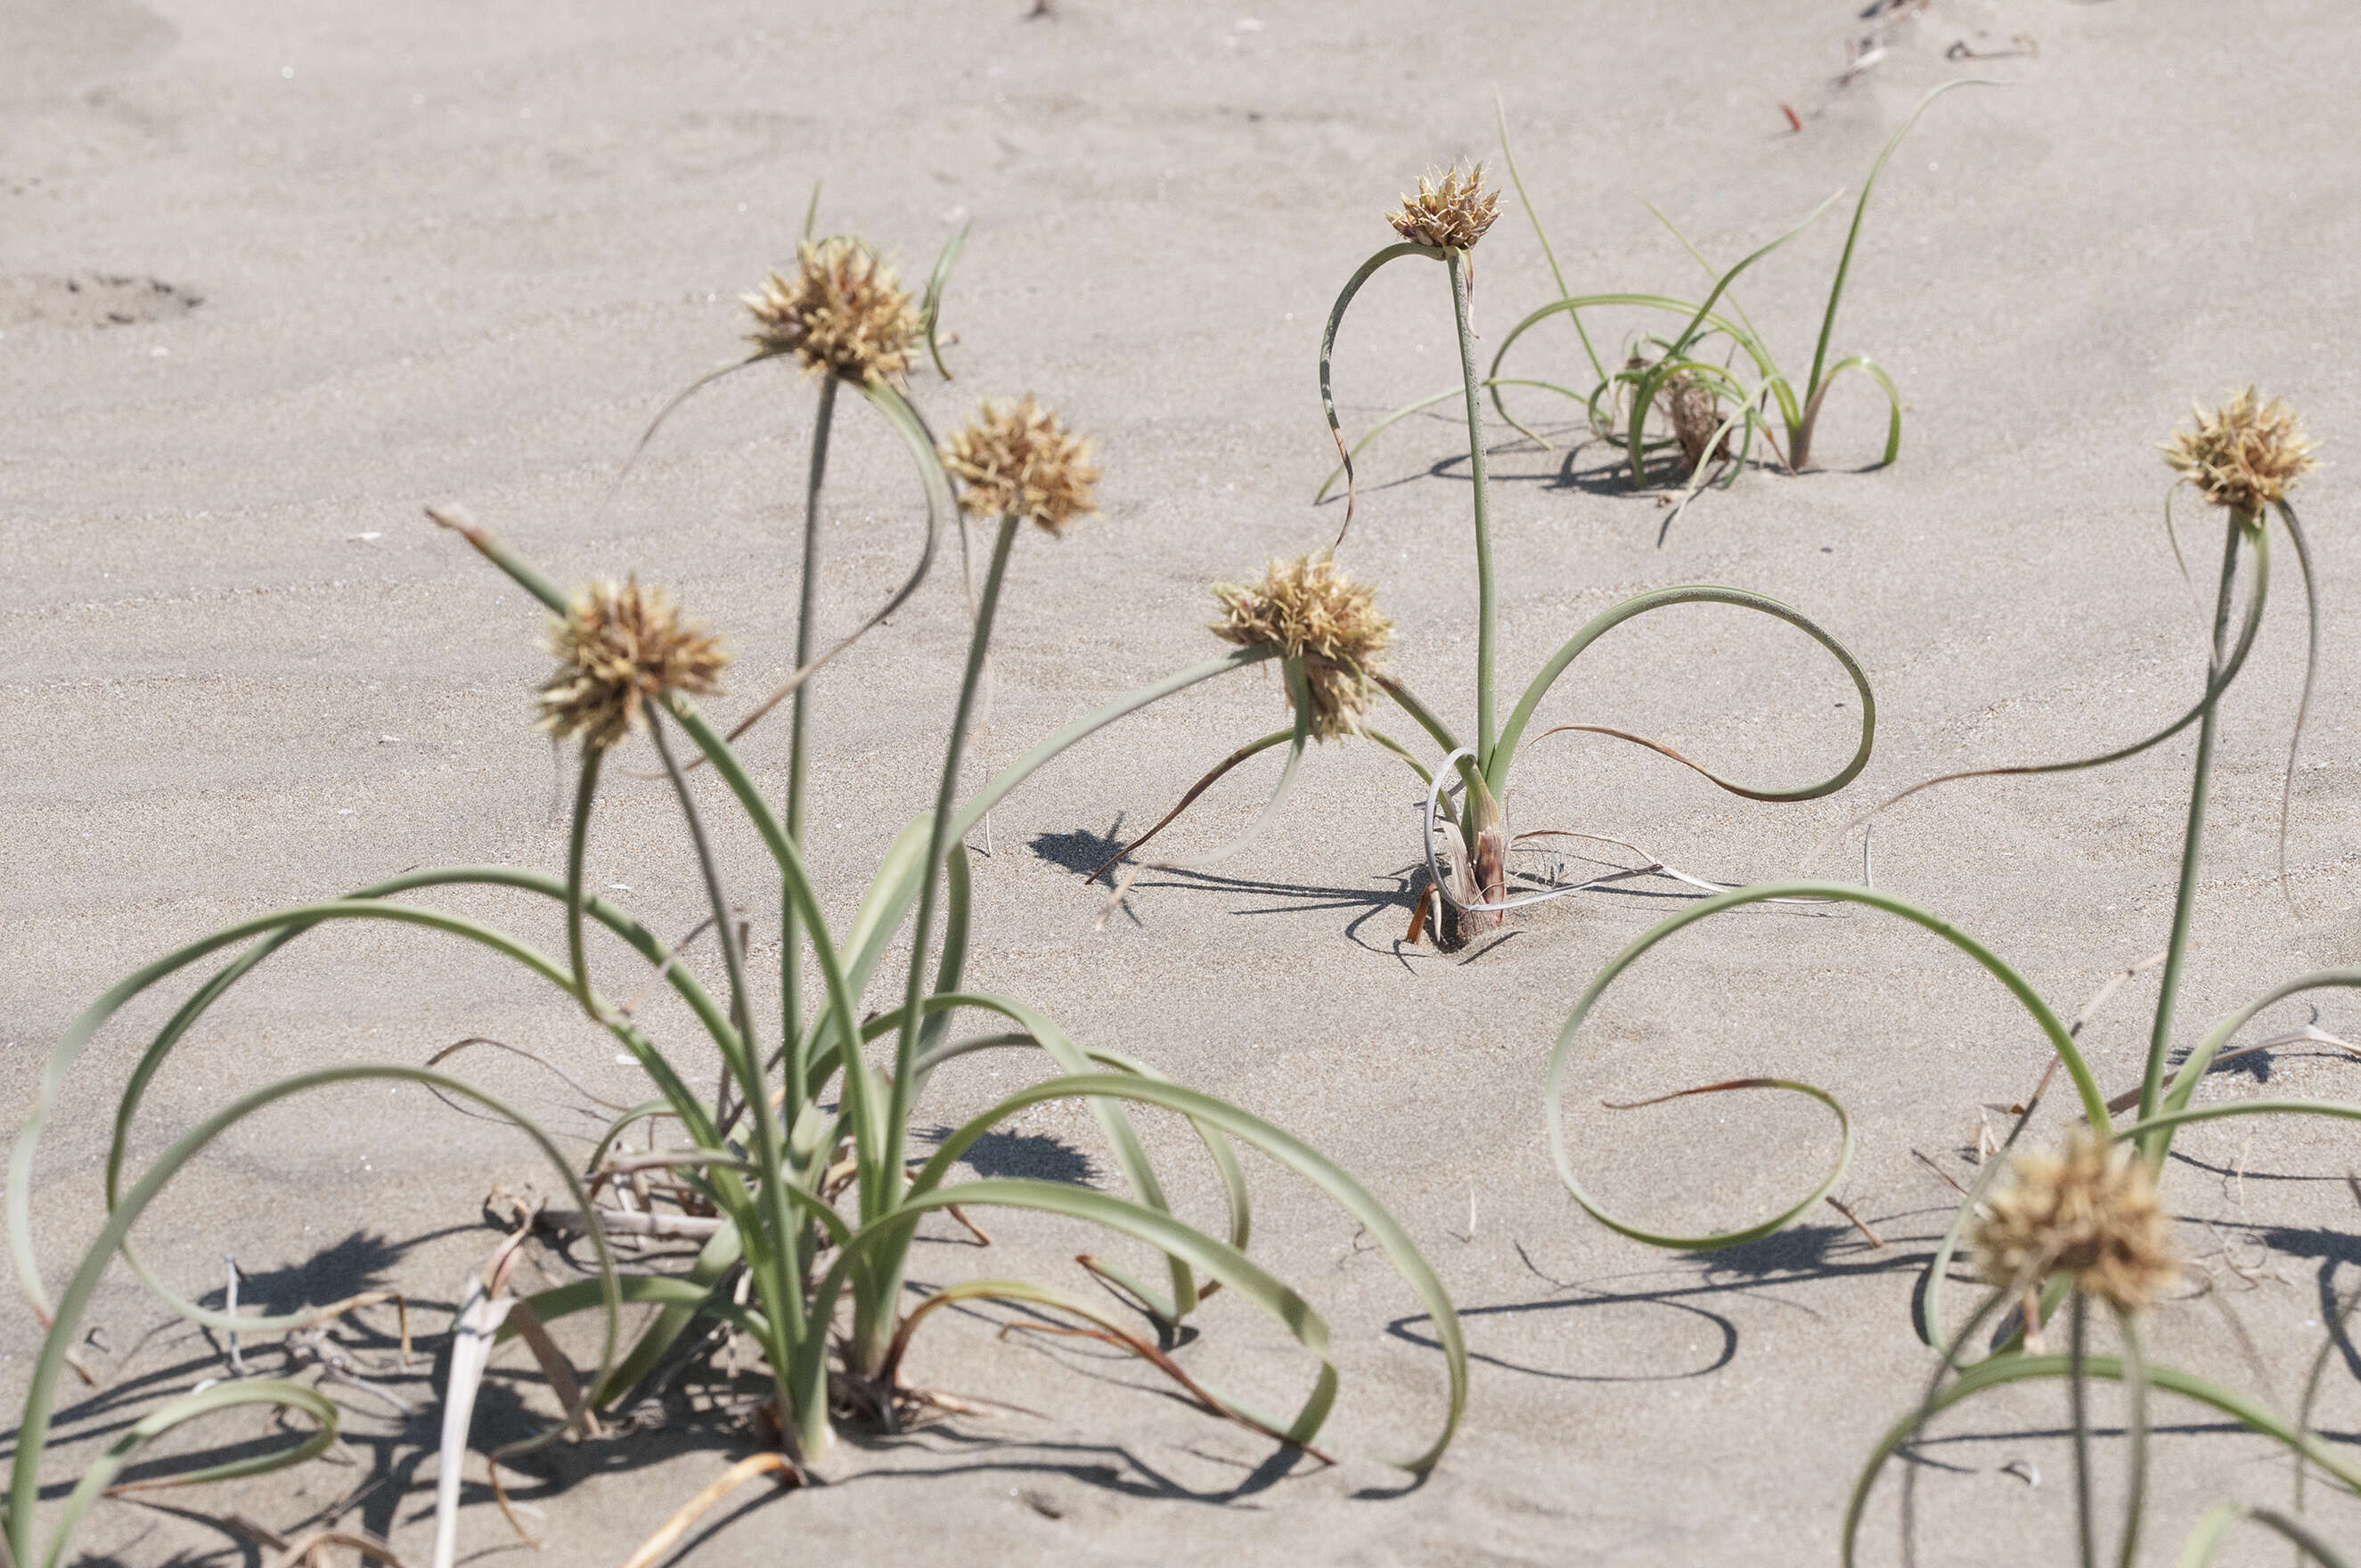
[2118,1310,2147,1568]
[783,375,838,1086]
[2139,516,2248,1154]
[647,712,756,1121]
[949,646,1272,845]
[866,514,1018,1369]
[1447,249,1498,767]
[2071,1291,2095,1568]
[565,746,603,1019]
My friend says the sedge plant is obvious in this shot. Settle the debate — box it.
[3,274,1466,1568]
[1096,161,1875,950]
[1319,83,1986,522]
[1539,391,2353,1558]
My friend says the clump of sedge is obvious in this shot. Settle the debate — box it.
[537,576,730,750]
[1212,554,1393,740]
[743,237,922,383]
[2161,386,2318,511]
[1387,162,1500,251]
[942,395,1101,535]
[1971,1131,2181,1321]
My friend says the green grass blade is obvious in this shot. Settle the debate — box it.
[1315,378,1591,502]
[1642,200,1777,374]
[1484,292,1780,445]
[664,698,878,1174]
[952,646,1275,845]
[710,379,950,753]
[920,223,969,380]
[1086,729,1295,884]
[1319,241,1442,541]
[9,1066,616,1568]
[1551,881,2107,1254]
[2176,1505,2353,1567]
[1844,1352,2361,1567]
[866,990,1216,1323]
[19,894,715,1336]
[893,1073,1466,1469]
[1821,524,2268,850]
[911,1014,1254,1266]
[1487,584,1874,802]
[426,506,569,613]
[1804,79,1990,419]
[2161,968,2361,1117]
[814,1177,1341,1450]
[922,841,970,1058]
[582,1221,745,1406]
[39,1378,339,1568]
[1800,353,1903,467]
[2273,499,2323,911]
[880,1278,1314,1447]
[1494,87,1605,388]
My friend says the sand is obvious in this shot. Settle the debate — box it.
[9,0,2361,1561]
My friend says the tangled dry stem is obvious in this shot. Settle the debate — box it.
[1970,1131,2181,1318]
[1386,161,1500,251]
[742,238,921,382]
[942,395,1100,535]
[2161,386,2317,511]
[1210,554,1392,741]
[537,577,730,750]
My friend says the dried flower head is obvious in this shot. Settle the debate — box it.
[1387,161,1500,250]
[742,238,921,382]
[1211,554,1393,741]
[942,396,1100,535]
[537,577,730,751]
[2161,387,2318,511]
[1971,1131,2180,1316]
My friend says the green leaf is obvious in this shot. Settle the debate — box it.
[1844,1352,2361,1566]
[1550,882,2107,1253]
[1488,584,1875,803]
[10,1066,616,1568]
[889,1073,1466,1470]
[41,1379,337,1568]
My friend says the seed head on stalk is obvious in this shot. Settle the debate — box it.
[537,576,730,751]
[2161,387,2318,511]
[1386,161,1500,251]
[1970,1131,2180,1327]
[743,237,921,383]
[1211,554,1393,741]
[942,396,1100,536]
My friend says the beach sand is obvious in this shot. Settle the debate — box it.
[9,0,2361,1561]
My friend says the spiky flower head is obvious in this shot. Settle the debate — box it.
[1386,161,1500,250]
[942,396,1100,536]
[1211,554,1393,741]
[537,577,730,751]
[742,238,920,383]
[1970,1131,2180,1317]
[2161,387,2318,511]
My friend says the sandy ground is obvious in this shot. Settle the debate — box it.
[10,0,2361,1562]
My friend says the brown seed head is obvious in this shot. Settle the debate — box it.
[1211,554,1393,741]
[2161,387,2318,511]
[1665,372,1731,471]
[941,396,1100,535]
[742,238,921,382]
[537,576,730,751]
[1386,161,1500,250]
[1970,1131,2181,1316]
